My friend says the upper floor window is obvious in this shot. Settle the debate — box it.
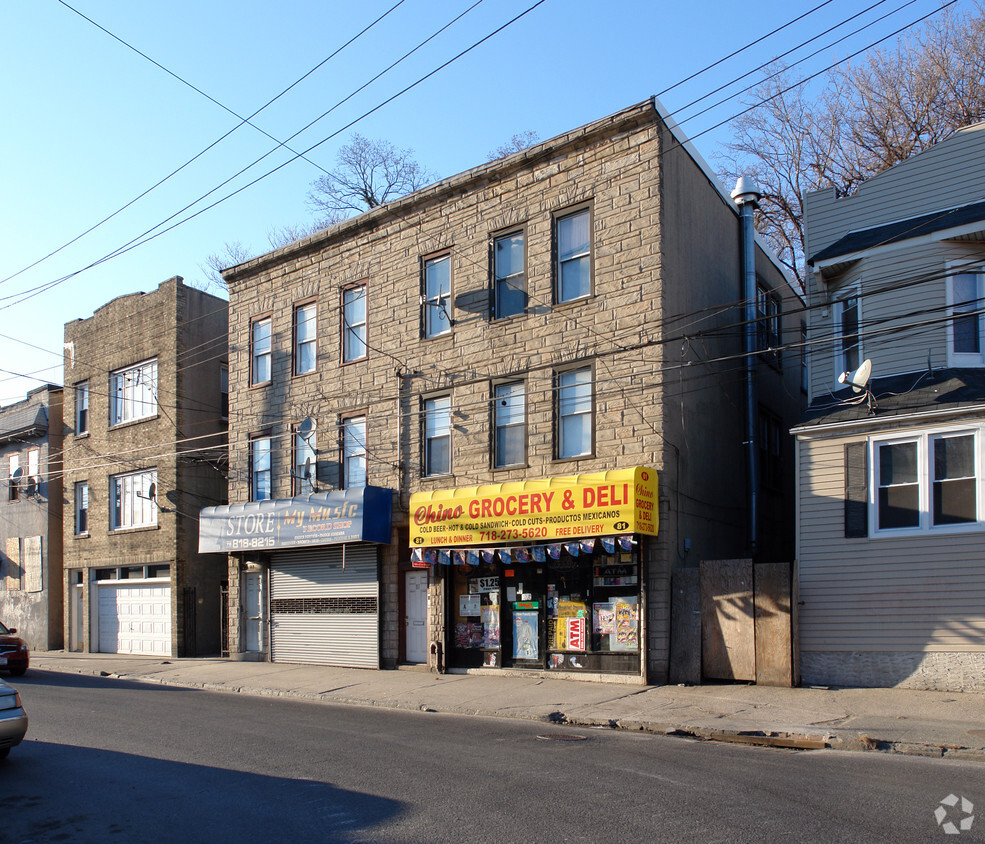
[27,449,39,483]
[343,284,368,362]
[75,381,89,435]
[494,381,525,468]
[835,293,860,380]
[756,284,781,352]
[423,396,451,476]
[873,427,980,534]
[75,481,89,535]
[294,303,317,376]
[220,364,229,420]
[948,270,984,364]
[250,435,272,501]
[556,208,591,303]
[494,231,525,319]
[294,427,316,496]
[557,367,593,459]
[423,255,451,338]
[110,469,157,530]
[758,408,782,491]
[7,454,19,502]
[110,359,157,426]
[251,317,272,385]
[342,416,367,489]
[800,321,809,394]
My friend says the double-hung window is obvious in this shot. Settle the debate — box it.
[557,367,593,459]
[423,396,451,476]
[756,284,781,353]
[110,469,157,530]
[873,428,980,534]
[494,382,525,468]
[342,416,367,489]
[494,231,525,318]
[423,255,451,338]
[251,317,272,385]
[75,482,89,535]
[294,303,317,376]
[8,455,19,501]
[835,293,860,379]
[948,269,985,364]
[250,436,272,501]
[294,428,316,496]
[220,364,229,420]
[556,208,591,303]
[110,359,157,425]
[343,284,368,361]
[76,381,89,435]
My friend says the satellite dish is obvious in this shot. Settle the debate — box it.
[298,417,316,442]
[303,458,313,480]
[25,477,37,497]
[148,482,157,501]
[838,358,873,394]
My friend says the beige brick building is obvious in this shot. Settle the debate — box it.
[213,100,802,683]
[63,277,228,657]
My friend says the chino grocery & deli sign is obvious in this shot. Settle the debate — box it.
[409,467,657,547]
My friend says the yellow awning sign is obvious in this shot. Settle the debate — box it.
[409,467,658,547]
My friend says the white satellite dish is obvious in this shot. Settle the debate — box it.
[298,417,316,442]
[838,358,873,394]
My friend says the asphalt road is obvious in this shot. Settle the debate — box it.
[3,669,981,843]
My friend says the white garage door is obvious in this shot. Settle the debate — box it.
[98,583,172,655]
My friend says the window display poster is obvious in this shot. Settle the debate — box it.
[613,598,639,652]
[481,605,500,648]
[566,617,586,651]
[456,622,484,649]
[460,593,480,617]
[593,603,615,634]
[513,611,539,660]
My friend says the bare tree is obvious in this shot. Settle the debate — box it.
[486,130,540,161]
[719,3,985,286]
[196,241,255,294]
[307,134,435,220]
[267,222,325,250]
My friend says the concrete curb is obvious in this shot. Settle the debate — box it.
[37,662,985,762]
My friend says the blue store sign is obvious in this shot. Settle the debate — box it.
[199,487,392,553]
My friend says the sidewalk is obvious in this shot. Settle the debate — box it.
[28,651,985,761]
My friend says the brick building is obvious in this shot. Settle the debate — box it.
[63,277,228,657]
[0,385,63,651]
[207,99,803,682]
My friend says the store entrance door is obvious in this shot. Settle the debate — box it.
[501,564,546,668]
[405,569,428,664]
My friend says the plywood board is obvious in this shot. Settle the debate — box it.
[701,558,755,681]
[4,537,20,591]
[24,535,43,593]
[754,562,792,687]
[669,567,701,684]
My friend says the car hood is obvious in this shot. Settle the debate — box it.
[0,634,25,648]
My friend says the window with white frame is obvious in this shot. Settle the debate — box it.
[834,293,860,379]
[423,255,451,338]
[294,303,317,376]
[293,428,316,495]
[110,469,157,530]
[250,436,271,501]
[342,416,367,489]
[948,269,985,364]
[251,317,272,385]
[76,381,89,435]
[557,367,593,459]
[27,449,39,480]
[343,284,367,362]
[494,231,525,318]
[494,381,525,468]
[873,427,980,533]
[75,482,89,535]
[110,359,157,425]
[8,454,19,501]
[423,396,451,476]
[556,208,591,303]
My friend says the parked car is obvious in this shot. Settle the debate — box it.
[0,677,28,760]
[0,622,29,676]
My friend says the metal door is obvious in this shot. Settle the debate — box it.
[405,569,428,663]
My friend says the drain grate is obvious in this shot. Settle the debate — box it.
[536,734,588,742]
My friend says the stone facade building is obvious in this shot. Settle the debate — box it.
[0,385,64,651]
[212,99,803,683]
[63,277,228,657]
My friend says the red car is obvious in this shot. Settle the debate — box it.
[0,622,28,677]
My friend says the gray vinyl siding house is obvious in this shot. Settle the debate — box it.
[796,122,985,692]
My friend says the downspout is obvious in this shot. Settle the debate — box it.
[731,176,762,559]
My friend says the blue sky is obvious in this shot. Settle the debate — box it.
[0,0,961,405]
